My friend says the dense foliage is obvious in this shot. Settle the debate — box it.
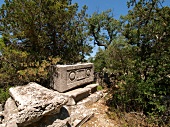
[0,0,92,89]
[92,0,170,125]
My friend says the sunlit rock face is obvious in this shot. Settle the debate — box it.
[8,82,68,127]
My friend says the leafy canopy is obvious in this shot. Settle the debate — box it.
[0,0,92,88]
[92,0,170,125]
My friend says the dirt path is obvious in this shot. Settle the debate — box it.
[82,94,120,127]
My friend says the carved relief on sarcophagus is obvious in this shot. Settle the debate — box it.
[50,63,94,92]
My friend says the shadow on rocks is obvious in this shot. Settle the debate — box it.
[26,107,71,127]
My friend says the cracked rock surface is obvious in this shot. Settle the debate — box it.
[7,82,68,127]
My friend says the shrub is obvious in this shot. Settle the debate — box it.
[0,87,10,104]
[97,85,103,91]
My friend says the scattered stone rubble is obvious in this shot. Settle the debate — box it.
[0,63,103,127]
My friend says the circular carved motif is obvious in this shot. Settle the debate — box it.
[69,71,76,81]
[86,69,91,77]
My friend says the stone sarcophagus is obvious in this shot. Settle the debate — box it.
[50,63,94,92]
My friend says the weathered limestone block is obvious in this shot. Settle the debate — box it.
[64,105,94,127]
[50,63,94,92]
[62,84,99,105]
[29,104,94,127]
[4,120,17,127]
[8,82,68,127]
[77,91,103,105]
[90,91,103,103]
[1,98,18,126]
[4,97,18,122]
[85,83,99,94]
[25,107,71,127]
[63,87,91,103]
[47,119,70,127]
[27,118,70,127]
[63,96,76,106]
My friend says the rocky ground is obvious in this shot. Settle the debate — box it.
[81,90,147,127]
[82,92,120,127]
[1,84,156,127]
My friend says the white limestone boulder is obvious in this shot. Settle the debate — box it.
[8,82,68,127]
[4,97,18,122]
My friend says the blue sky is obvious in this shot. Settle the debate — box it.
[0,0,170,58]
[72,0,130,20]
[0,1,3,7]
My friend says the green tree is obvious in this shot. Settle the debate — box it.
[93,47,106,72]
[69,5,93,62]
[0,0,92,88]
[108,0,170,125]
[122,0,170,92]
[104,36,134,75]
[90,0,170,125]
[87,10,121,49]
[0,0,91,63]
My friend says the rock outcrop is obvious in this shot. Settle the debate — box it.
[3,82,68,127]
